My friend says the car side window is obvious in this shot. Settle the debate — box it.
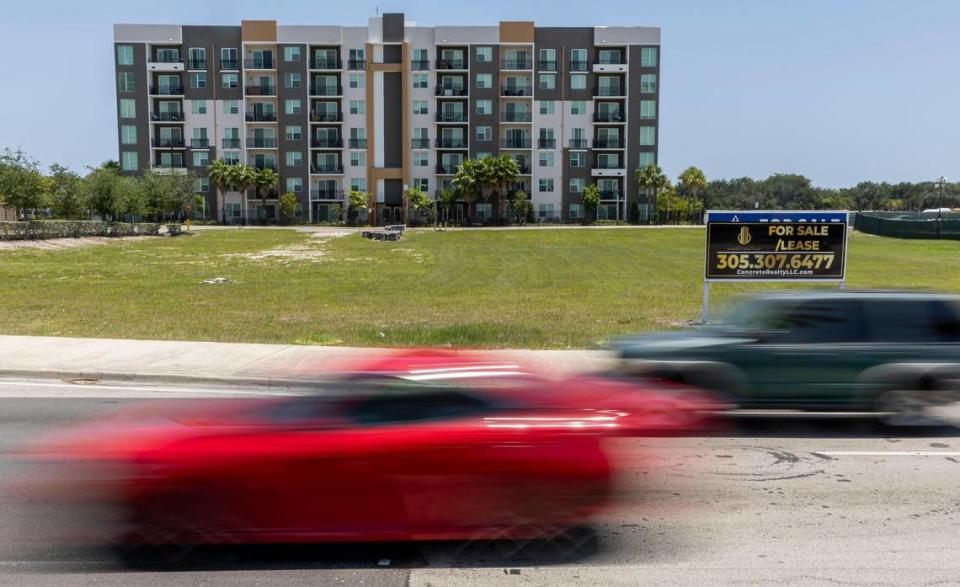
[765,300,866,344]
[347,391,491,426]
[866,300,960,343]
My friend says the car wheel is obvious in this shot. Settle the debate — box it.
[877,389,939,427]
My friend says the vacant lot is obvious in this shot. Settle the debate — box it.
[1,227,958,348]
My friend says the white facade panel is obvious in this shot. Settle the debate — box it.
[593,26,660,45]
[278,25,342,44]
[433,26,498,44]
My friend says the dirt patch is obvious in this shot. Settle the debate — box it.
[0,236,156,251]
[221,230,352,264]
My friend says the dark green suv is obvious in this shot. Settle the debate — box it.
[613,291,960,422]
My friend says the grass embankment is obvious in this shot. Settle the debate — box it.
[0,228,958,348]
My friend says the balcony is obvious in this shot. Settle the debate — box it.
[222,138,242,149]
[311,164,344,174]
[599,190,623,199]
[501,86,533,97]
[310,111,343,122]
[245,85,277,96]
[411,138,431,149]
[537,60,557,72]
[252,163,277,172]
[153,163,188,174]
[594,86,625,97]
[190,138,210,149]
[436,163,462,174]
[310,84,343,96]
[246,189,279,199]
[594,111,625,123]
[568,139,588,149]
[435,59,466,70]
[411,59,430,71]
[435,138,468,149]
[591,160,626,177]
[310,58,342,70]
[152,137,185,148]
[436,112,467,123]
[149,85,184,96]
[501,58,532,70]
[246,137,278,149]
[501,111,532,123]
[348,59,365,70]
[187,59,207,70]
[244,59,275,70]
[245,112,277,122]
[593,138,624,149]
[537,138,556,149]
[512,163,531,174]
[220,59,240,70]
[500,138,531,149]
[311,138,343,148]
[147,57,183,72]
[311,188,344,200]
[151,112,184,122]
[593,61,628,74]
[435,86,468,97]
[348,138,367,149]
[570,60,589,72]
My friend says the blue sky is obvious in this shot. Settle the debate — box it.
[2,0,957,187]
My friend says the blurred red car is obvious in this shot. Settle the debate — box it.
[22,351,717,547]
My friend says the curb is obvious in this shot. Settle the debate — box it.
[0,368,321,390]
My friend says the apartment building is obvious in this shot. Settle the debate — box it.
[113,14,660,224]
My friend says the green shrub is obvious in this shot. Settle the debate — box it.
[0,220,162,241]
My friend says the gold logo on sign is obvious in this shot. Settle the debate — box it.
[737,226,752,245]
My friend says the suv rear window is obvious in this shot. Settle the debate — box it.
[865,299,960,342]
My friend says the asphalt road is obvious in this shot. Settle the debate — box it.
[1,379,960,586]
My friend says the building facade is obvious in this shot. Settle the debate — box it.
[113,14,660,224]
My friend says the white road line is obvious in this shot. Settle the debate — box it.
[817,451,960,457]
[0,380,299,398]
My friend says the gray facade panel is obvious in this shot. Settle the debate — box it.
[626,44,659,221]
[533,27,592,102]
[382,14,405,43]
[382,45,402,64]
[382,72,403,167]
[278,43,310,209]
[114,42,150,176]
[182,26,243,101]
[469,45,499,158]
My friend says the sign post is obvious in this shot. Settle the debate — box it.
[701,210,849,322]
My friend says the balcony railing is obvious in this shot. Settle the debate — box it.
[411,59,430,71]
[222,138,242,149]
[593,159,624,169]
[436,163,462,174]
[311,188,344,199]
[594,86,625,97]
[502,111,532,123]
[436,59,466,70]
[435,138,468,149]
[246,188,279,198]
[310,84,343,96]
[501,58,532,70]
[593,138,624,149]
[245,112,277,122]
[537,138,556,149]
[537,60,557,71]
[348,138,367,149]
[435,86,468,96]
[244,59,275,70]
[220,59,239,70]
[436,112,467,123]
[348,59,365,70]
[190,138,210,149]
[152,137,185,148]
[149,86,183,96]
[150,55,181,64]
[310,111,343,122]
[500,138,531,149]
[411,138,431,149]
[310,58,342,70]
[252,163,277,172]
[246,137,278,148]
[187,60,207,70]
[598,190,623,199]
[151,112,183,122]
[245,85,277,96]
[596,56,627,66]
[153,162,187,169]
[570,60,589,72]
[311,164,344,174]
[311,138,343,148]
[594,111,625,122]
[568,139,588,149]
[502,86,533,97]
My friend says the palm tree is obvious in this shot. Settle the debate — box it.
[254,167,278,222]
[485,155,521,220]
[452,159,481,219]
[208,160,233,223]
[636,164,670,224]
[678,166,708,224]
[229,164,256,222]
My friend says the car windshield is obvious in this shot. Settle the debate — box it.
[721,298,797,331]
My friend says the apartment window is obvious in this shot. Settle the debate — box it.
[476,46,492,63]
[640,74,657,94]
[284,73,301,89]
[640,100,656,120]
[570,74,586,90]
[284,46,301,62]
[286,125,303,140]
[411,73,428,89]
[414,152,429,166]
[475,73,492,89]
[350,151,366,167]
[475,152,492,160]
[195,178,210,193]
[538,48,556,68]
[221,73,239,89]
[539,178,554,192]
[121,151,138,172]
[470,126,489,141]
[538,74,555,90]
[569,178,585,193]
[119,98,136,119]
[287,177,303,193]
[118,72,135,92]
[223,151,241,164]
[349,100,365,115]
[570,152,586,168]
[188,48,206,69]
[350,178,367,192]
[413,100,428,115]
[476,202,492,219]
[570,100,586,115]
[569,203,583,219]
[538,100,555,115]
[349,48,365,68]
[120,125,137,145]
[349,73,365,89]
[221,48,238,69]
[285,152,302,167]
[538,152,554,167]
[414,178,429,192]
[570,48,587,69]
[639,152,656,168]
[187,72,204,89]
[192,151,210,167]
[538,203,556,220]
[639,126,656,146]
[117,45,134,66]
[285,99,302,115]
[223,100,239,114]
[191,100,207,115]
[475,99,492,115]
[640,47,658,67]
[412,48,428,68]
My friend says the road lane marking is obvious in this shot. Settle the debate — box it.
[816,451,960,457]
[0,380,300,398]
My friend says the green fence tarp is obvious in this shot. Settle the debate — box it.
[853,212,960,240]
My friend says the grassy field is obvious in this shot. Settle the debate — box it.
[1,227,959,348]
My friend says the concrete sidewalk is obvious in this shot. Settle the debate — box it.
[0,335,614,387]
